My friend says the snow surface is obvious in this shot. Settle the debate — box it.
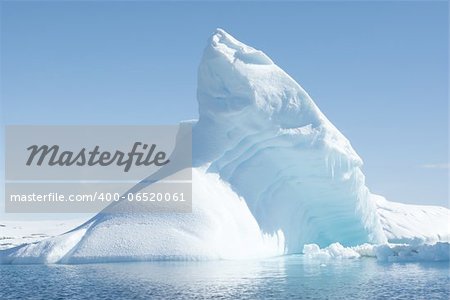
[0,219,87,250]
[374,194,449,244]
[1,29,449,264]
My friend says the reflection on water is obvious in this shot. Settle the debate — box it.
[1,256,449,299]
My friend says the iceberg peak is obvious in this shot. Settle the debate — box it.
[195,29,387,250]
[207,28,274,65]
[196,29,361,165]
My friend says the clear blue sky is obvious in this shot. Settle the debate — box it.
[1,1,448,220]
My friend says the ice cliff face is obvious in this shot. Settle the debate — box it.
[193,29,386,251]
[1,29,448,264]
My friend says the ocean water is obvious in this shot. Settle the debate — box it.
[1,256,449,299]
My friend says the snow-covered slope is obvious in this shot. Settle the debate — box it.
[374,194,449,244]
[1,29,448,264]
[1,168,284,264]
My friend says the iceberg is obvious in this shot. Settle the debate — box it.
[1,29,448,264]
